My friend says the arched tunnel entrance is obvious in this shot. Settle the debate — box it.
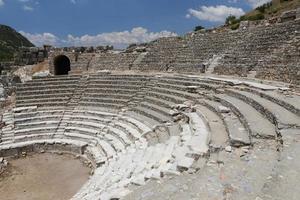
[54,55,71,75]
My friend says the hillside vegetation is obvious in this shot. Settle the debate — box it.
[0,25,34,62]
[225,0,300,30]
[245,0,300,20]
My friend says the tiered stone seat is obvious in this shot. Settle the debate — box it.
[255,22,300,84]
[1,73,299,200]
[201,99,251,146]
[214,93,276,139]
[74,110,210,200]
[226,88,300,131]
[74,53,95,72]
[90,52,139,71]
[79,75,149,112]
[187,30,236,67]
[16,75,81,108]
[195,104,228,148]
[127,20,300,84]
[216,21,300,78]
[12,107,64,142]
[132,37,203,72]
[242,87,300,116]
[0,111,15,144]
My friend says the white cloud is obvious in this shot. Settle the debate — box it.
[246,0,272,8]
[23,5,34,11]
[67,27,177,48]
[0,0,4,7]
[19,31,59,46]
[70,0,76,4]
[187,5,245,22]
[20,27,177,48]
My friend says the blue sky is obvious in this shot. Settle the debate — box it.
[0,0,270,47]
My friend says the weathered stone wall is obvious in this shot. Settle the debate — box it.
[49,51,94,74]
[14,47,48,66]
[0,62,14,75]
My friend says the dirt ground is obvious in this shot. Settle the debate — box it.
[0,153,91,200]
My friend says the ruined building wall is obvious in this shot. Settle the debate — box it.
[49,52,95,74]
[15,47,48,66]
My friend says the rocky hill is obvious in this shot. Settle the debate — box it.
[0,25,34,62]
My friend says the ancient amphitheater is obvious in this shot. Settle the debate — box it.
[1,17,300,200]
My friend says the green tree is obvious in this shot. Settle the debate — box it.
[225,15,239,25]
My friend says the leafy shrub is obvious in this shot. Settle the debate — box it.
[239,15,247,21]
[226,15,240,25]
[256,2,272,13]
[230,23,240,30]
[247,13,265,21]
[239,13,265,22]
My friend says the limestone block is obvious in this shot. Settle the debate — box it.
[177,156,194,169]
[32,71,50,78]
[218,105,230,113]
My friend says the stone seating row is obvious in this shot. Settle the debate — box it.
[8,74,300,148]
[2,74,300,199]
[73,110,210,200]
[125,20,299,83]
[90,53,139,71]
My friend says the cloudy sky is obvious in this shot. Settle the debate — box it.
[0,0,270,48]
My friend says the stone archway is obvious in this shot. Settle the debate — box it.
[54,55,71,75]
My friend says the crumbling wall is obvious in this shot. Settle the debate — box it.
[14,47,48,66]
[49,52,95,74]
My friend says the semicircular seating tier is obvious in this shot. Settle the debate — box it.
[1,73,300,199]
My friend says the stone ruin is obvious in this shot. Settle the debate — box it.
[14,46,49,66]
[49,19,300,85]
[0,13,300,200]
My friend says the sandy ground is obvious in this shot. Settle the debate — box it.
[0,153,90,200]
